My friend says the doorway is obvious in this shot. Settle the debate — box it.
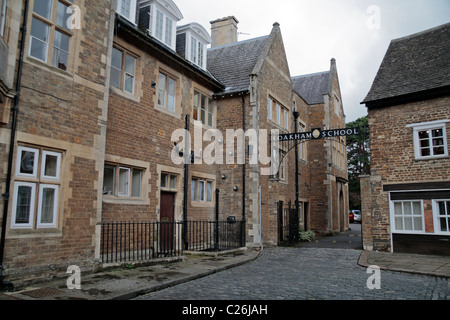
[160,192,175,252]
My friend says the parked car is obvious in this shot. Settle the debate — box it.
[352,210,361,223]
[349,211,354,223]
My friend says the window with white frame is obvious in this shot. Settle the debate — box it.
[154,9,174,47]
[0,0,6,38]
[193,91,214,127]
[190,36,204,68]
[191,178,213,202]
[103,163,143,198]
[116,0,137,24]
[391,200,424,233]
[110,46,136,94]
[434,200,450,234]
[157,71,176,112]
[409,121,449,160]
[12,146,62,229]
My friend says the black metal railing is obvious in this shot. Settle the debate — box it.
[99,219,245,263]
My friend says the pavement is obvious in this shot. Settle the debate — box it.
[0,229,449,301]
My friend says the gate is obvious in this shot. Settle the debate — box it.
[277,201,299,245]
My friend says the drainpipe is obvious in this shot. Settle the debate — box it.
[241,94,246,246]
[0,0,30,292]
[182,115,189,250]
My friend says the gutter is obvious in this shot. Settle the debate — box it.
[0,0,30,292]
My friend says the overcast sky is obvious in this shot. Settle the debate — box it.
[176,0,450,123]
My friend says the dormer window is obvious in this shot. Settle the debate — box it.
[176,23,211,70]
[116,0,137,24]
[139,0,183,51]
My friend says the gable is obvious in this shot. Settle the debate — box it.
[363,23,450,106]
[292,71,330,105]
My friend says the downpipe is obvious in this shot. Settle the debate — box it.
[0,0,30,292]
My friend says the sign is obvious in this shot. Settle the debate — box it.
[278,127,360,141]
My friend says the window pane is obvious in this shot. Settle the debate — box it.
[125,54,135,75]
[40,187,56,224]
[155,10,163,40]
[395,217,403,230]
[432,129,443,138]
[118,168,130,196]
[120,0,131,18]
[124,74,134,93]
[131,169,142,197]
[412,202,421,215]
[404,217,413,230]
[56,1,72,29]
[103,165,115,195]
[403,202,412,216]
[169,175,176,189]
[413,217,423,231]
[52,31,70,70]
[418,130,429,139]
[199,180,205,201]
[30,18,49,61]
[43,154,58,178]
[19,148,38,176]
[158,73,166,106]
[206,181,212,202]
[33,0,52,19]
[161,173,168,188]
[111,48,123,89]
[15,185,33,224]
[165,17,172,46]
[168,78,175,111]
[191,179,197,201]
[193,92,199,120]
[440,218,448,232]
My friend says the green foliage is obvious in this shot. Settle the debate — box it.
[299,230,316,242]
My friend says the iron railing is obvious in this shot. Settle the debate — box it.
[98,219,245,263]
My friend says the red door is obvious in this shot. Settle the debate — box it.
[160,192,175,252]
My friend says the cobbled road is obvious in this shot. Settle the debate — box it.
[136,246,449,300]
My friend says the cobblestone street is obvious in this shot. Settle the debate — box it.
[136,246,449,300]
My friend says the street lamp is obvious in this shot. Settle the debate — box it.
[293,102,300,237]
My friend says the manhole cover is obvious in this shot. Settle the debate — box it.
[21,288,64,298]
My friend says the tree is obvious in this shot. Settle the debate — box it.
[346,116,370,210]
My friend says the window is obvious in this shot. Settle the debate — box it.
[298,121,307,162]
[154,9,173,47]
[0,0,6,37]
[161,173,177,191]
[12,146,62,229]
[392,200,424,233]
[116,0,137,24]
[191,178,213,202]
[409,121,449,160]
[434,200,450,234]
[190,36,204,68]
[29,0,73,71]
[193,91,214,127]
[110,47,136,94]
[103,164,143,198]
[158,72,176,111]
[268,96,288,130]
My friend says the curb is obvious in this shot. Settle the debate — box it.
[111,250,261,300]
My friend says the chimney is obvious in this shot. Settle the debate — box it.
[210,16,239,47]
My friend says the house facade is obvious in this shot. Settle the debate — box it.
[0,0,349,285]
[361,23,450,255]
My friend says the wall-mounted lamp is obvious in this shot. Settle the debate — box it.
[151,81,157,89]
[221,174,227,179]
[233,186,239,191]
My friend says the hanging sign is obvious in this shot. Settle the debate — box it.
[278,127,360,141]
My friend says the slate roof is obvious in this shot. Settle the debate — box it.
[363,22,450,104]
[292,71,330,105]
[207,36,269,94]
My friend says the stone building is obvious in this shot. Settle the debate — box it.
[361,23,450,255]
[0,0,349,285]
